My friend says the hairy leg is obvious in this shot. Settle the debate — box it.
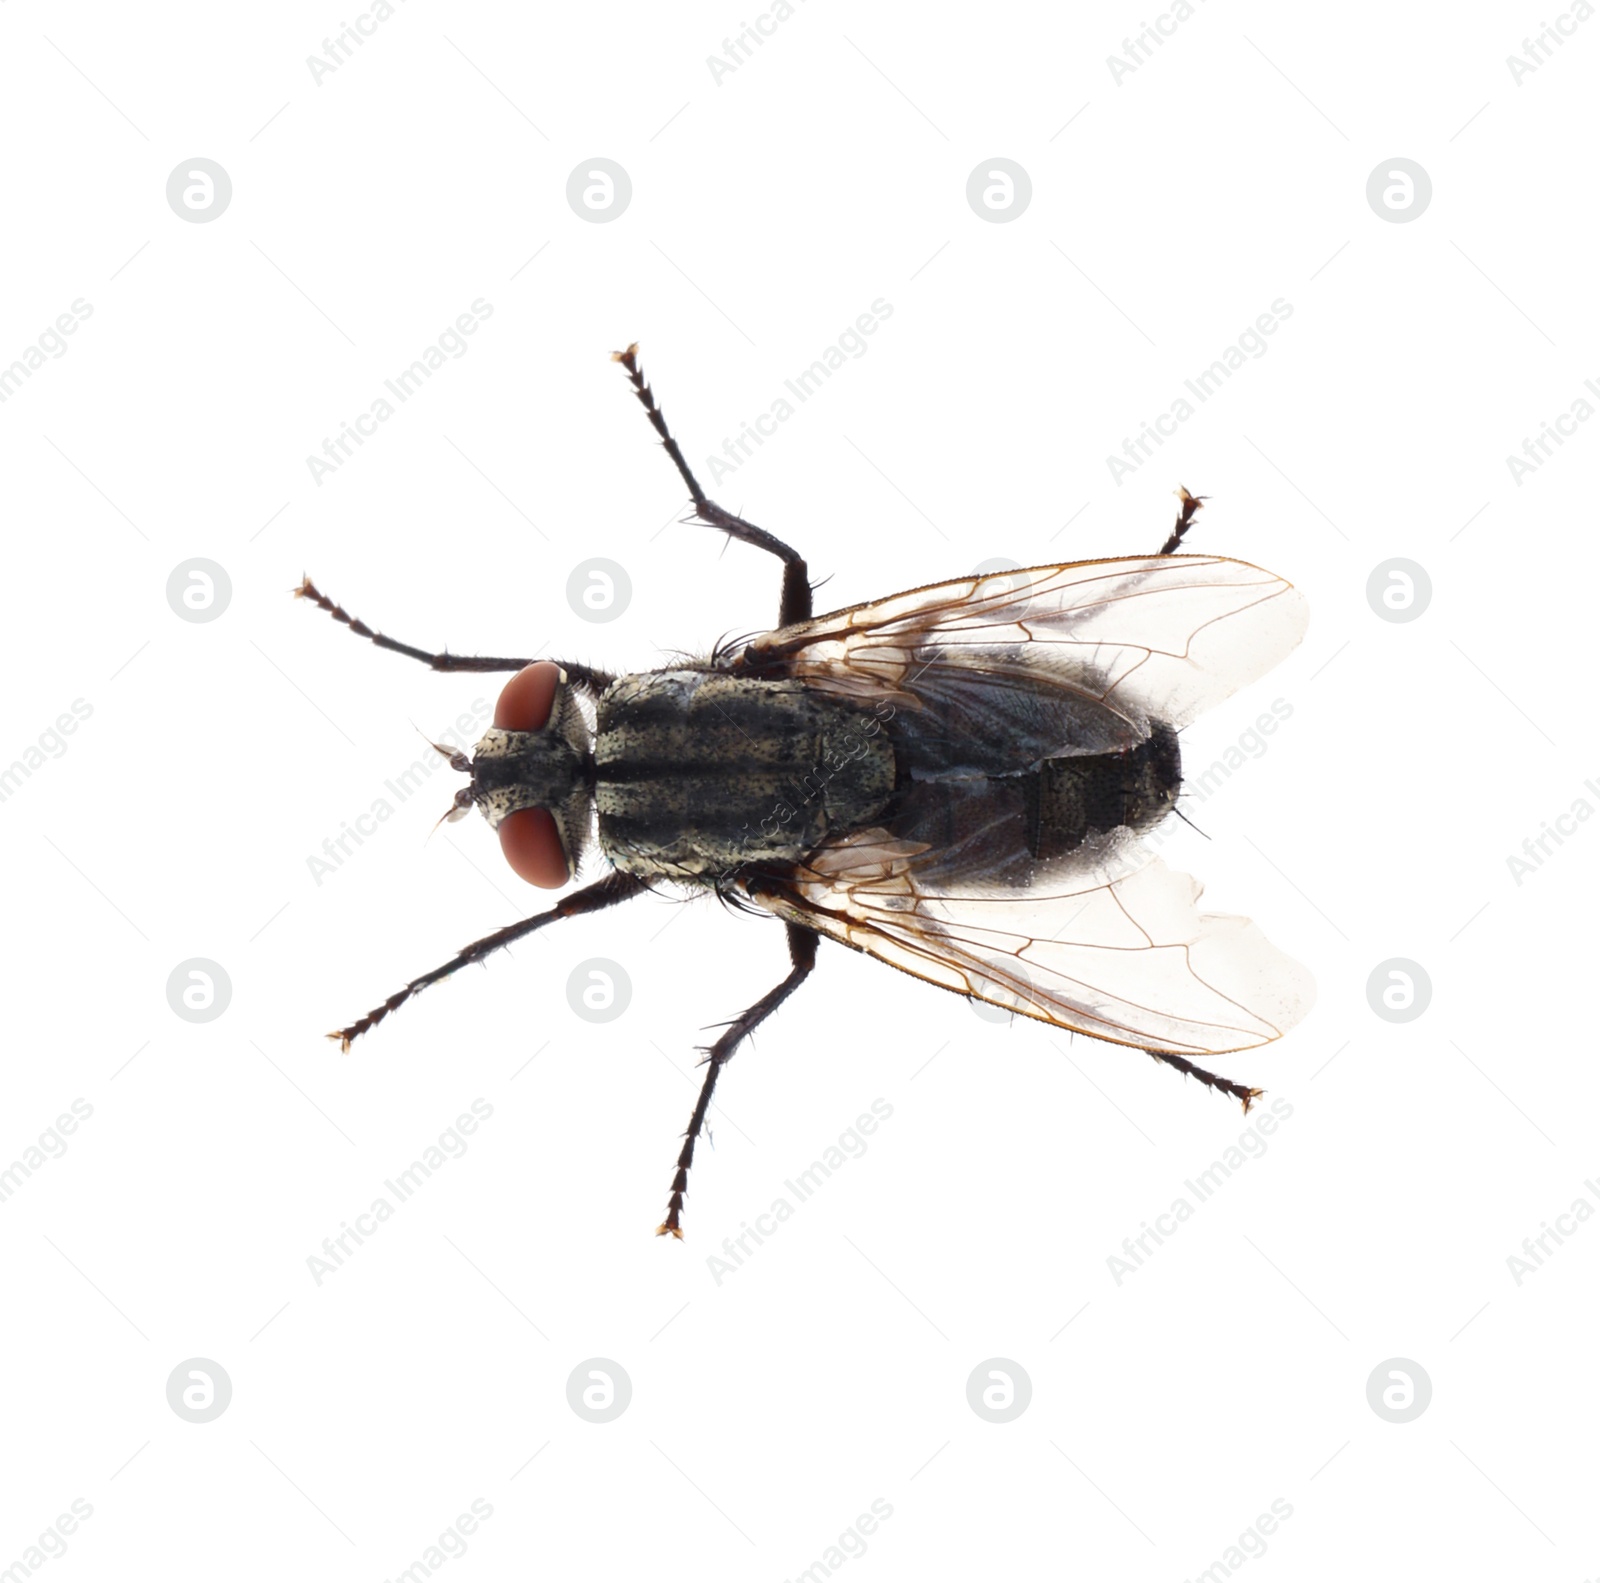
[1156,485,1208,556]
[611,343,813,627]
[295,577,615,693]
[657,921,818,1238]
[330,871,647,1048]
[1144,1047,1262,1113]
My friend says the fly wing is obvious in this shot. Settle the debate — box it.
[741,555,1308,774]
[753,828,1315,1056]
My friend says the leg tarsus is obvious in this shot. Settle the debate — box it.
[330,870,646,1048]
[655,922,818,1238]
[610,342,711,514]
[1157,485,1208,556]
[1145,1047,1262,1113]
[611,343,812,626]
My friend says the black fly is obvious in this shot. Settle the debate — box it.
[297,344,1314,1237]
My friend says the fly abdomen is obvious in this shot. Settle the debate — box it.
[865,722,1183,890]
[595,669,895,879]
[1022,722,1182,861]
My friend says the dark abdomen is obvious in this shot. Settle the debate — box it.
[875,722,1182,888]
[1021,722,1180,859]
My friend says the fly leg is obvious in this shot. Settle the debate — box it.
[1144,1048,1262,1113]
[295,577,616,693]
[657,922,818,1238]
[1156,486,1208,555]
[611,343,812,627]
[329,871,647,1048]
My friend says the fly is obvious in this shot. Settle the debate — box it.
[297,343,1315,1238]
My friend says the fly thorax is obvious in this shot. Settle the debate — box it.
[593,668,896,879]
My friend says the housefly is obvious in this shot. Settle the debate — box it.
[297,344,1314,1237]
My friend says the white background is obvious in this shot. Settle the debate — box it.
[2,2,1596,1579]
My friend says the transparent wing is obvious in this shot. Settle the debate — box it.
[742,555,1308,773]
[753,828,1315,1056]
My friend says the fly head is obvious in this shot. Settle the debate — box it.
[447,662,596,888]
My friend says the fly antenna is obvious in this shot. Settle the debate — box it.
[409,720,471,773]
[425,788,476,844]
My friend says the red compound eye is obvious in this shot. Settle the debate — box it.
[492,663,569,888]
[494,661,560,731]
[499,807,569,888]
